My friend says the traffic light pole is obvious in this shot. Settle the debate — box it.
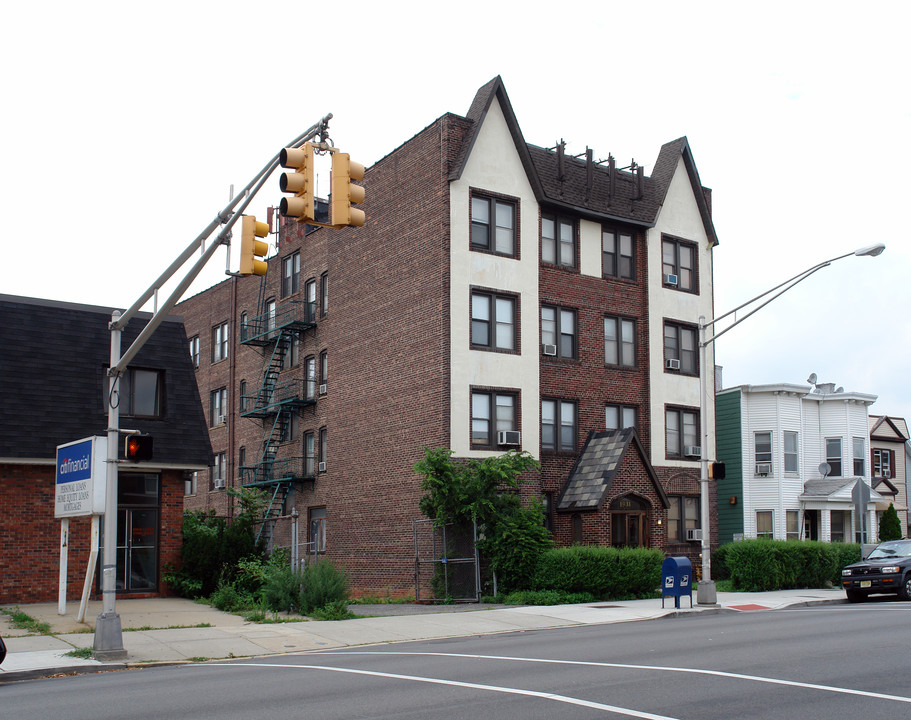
[93,114,333,658]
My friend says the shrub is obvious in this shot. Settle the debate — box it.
[532,546,663,600]
[879,503,902,542]
[720,539,860,591]
[299,559,350,614]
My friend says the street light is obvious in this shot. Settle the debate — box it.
[696,242,885,606]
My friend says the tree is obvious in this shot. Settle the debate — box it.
[414,447,552,592]
[879,502,902,542]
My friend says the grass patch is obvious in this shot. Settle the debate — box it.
[352,594,415,605]
[64,647,93,659]
[188,657,210,662]
[123,623,212,632]
[1,607,52,635]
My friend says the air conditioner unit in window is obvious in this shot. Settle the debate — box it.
[686,528,703,542]
[213,478,226,489]
[319,384,327,395]
[664,273,678,286]
[542,344,558,357]
[666,358,681,370]
[318,461,327,473]
[684,445,702,458]
[755,462,772,476]
[497,430,521,446]
[216,414,227,425]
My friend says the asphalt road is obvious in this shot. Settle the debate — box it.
[5,600,910,719]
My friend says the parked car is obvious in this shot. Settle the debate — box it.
[841,539,911,602]
[0,634,5,665]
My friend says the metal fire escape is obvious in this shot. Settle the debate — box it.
[239,283,319,543]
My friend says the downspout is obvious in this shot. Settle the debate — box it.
[228,274,237,520]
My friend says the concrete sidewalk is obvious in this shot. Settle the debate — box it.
[0,588,846,682]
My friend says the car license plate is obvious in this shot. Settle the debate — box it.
[860,580,871,588]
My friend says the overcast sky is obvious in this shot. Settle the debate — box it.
[3,1,909,422]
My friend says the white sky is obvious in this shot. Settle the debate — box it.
[3,1,909,422]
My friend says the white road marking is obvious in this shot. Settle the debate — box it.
[197,661,681,719]
[319,651,911,705]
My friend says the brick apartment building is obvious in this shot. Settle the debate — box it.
[177,76,720,596]
[0,296,212,603]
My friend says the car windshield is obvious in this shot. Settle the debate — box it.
[868,541,911,559]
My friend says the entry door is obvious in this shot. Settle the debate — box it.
[117,508,159,591]
[611,513,645,547]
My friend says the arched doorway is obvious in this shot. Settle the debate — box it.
[610,494,650,548]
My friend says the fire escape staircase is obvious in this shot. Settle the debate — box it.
[238,296,319,544]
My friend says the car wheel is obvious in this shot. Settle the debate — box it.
[899,575,911,602]
[846,589,867,603]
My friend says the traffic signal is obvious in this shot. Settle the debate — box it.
[330,152,366,227]
[709,461,726,480]
[279,143,315,222]
[239,215,269,276]
[124,434,153,462]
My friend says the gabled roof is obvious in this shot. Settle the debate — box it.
[800,478,883,503]
[0,295,212,467]
[449,77,719,244]
[869,415,910,443]
[556,428,669,512]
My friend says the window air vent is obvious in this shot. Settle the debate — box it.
[664,273,678,286]
[666,358,681,370]
[542,344,558,357]
[684,445,702,458]
[755,462,772,476]
[686,528,703,542]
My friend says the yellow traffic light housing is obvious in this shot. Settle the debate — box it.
[330,152,366,227]
[279,143,315,222]
[239,215,269,276]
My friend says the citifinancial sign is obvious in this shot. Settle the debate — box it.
[55,436,107,518]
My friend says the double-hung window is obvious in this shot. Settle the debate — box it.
[471,291,516,351]
[320,272,328,316]
[471,391,517,447]
[471,194,516,256]
[119,368,162,417]
[664,321,697,374]
[319,427,328,471]
[668,496,700,543]
[211,452,226,491]
[541,305,576,358]
[541,399,576,453]
[784,431,799,473]
[281,251,300,298]
[602,228,634,280]
[826,438,843,476]
[210,387,227,427]
[541,213,575,268]
[305,279,317,321]
[212,321,229,363]
[605,404,637,431]
[604,316,636,367]
[304,432,316,477]
[662,236,696,292]
[873,449,893,478]
[189,336,199,368]
[755,432,772,474]
[853,437,865,476]
[666,406,699,459]
[756,510,774,539]
[304,356,317,400]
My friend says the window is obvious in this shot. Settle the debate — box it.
[305,279,317,321]
[541,213,575,267]
[212,321,229,362]
[605,404,637,431]
[873,449,893,478]
[542,492,555,533]
[189,336,199,368]
[755,432,772,472]
[668,496,700,543]
[830,509,851,542]
[281,251,300,298]
[210,388,227,426]
[471,291,516,351]
[756,510,774,539]
[784,431,799,473]
[304,356,317,400]
[786,510,800,541]
[119,368,162,417]
[662,236,696,292]
[472,391,517,447]
[320,272,328,316]
[309,507,327,553]
[541,305,576,358]
[853,437,865,476]
[265,299,276,333]
[319,427,328,471]
[602,228,634,280]
[666,407,699,459]
[184,471,198,496]
[239,380,247,414]
[210,452,226,491]
[604,316,636,367]
[664,322,697,374]
[542,399,576,453]
[319,350,328,392]
[304,432,316,476]
[471,194,516,256]
[283,334,300,370]
[240,312,248,342]
[826,438,843,477]
[279,411,298,443]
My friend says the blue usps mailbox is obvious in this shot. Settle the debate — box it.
[661,556,693,608]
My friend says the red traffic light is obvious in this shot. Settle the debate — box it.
[124,434,153,462]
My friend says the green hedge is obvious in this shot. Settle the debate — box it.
[712,540,861,592]
[532,546,664,600]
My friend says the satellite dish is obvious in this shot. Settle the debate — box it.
[836,387,844,393]
[807,373,818,385]
[818,462,831,478]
